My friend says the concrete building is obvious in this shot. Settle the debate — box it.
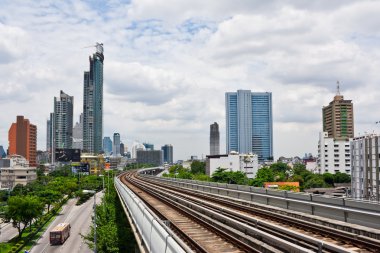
[322,83,354,140]
[136,150,163,166]
[113,133,121,156]
[161,144,173,164]
[8,116,37,166]
[54,90,74,149]
[226,90,273,162]
[206,152,259,178]
[0,155,37,189]
[351,134,380,201]
[132,141,145,159]
[317,132,351,174]
[72,113,83,150]
[210,122,220,155]
[317,86,353,174]
[102,137,112,155]
[83,43,104,154]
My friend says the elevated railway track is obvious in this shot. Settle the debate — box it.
[118,170,380,253]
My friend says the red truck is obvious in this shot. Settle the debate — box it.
[50,223,71,245]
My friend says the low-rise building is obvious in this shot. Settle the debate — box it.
[206,152,259,178]
[0,155,37,189]
[317,132,352,174]
[351,134,380,201]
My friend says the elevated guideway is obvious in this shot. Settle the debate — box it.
[116,168,380,253]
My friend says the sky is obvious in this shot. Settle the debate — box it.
[1,0,380,161]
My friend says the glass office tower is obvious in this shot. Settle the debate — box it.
[83,43,104,154]
[226,90,273,162]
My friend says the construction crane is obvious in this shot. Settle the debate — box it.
[83,42,103,54]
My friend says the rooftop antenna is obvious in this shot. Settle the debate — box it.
[336,80,341,95]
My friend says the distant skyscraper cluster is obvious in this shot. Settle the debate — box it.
[225,90,273,162]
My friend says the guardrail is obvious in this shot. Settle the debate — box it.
[144,175,380,230]
[114,177,191,253]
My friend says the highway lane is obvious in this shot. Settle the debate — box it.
[0,222,18,243]
[31,192,103,253]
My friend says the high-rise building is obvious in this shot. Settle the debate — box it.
[120,142,125,156]
[137,150,163,166]
[113,133,121,156]
[322,83,354,140]
[143,143,154,151]
[210,122,220,155]
[8,116,37,166]
[83,43,104,154]
[225,90,273,162]
[102,137,112,155]
[351,134,380,201]
[161,144,173,164]
[54,90,74,149]
[46,119,51,152]
[0,145,6,158]
[72,113,83,150]
[317,85,353,174]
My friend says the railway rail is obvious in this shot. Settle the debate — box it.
[119,170,380,253]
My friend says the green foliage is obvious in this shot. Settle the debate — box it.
[211,168,248,185]
[190,161,206,174]
[250,167,274,187]
[303,174,328,189]
[5,195,44,238]
[84,171,136,252]
[37,190,63,212]
[278,185,299,192]
[323,173,334,186]
[269,163,291,173]
[192,173,211,181]
[333,172,351,183]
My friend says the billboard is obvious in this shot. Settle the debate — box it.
[55,149,81,162]
[72,163,90,175]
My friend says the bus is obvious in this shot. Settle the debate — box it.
[50,223,71,245]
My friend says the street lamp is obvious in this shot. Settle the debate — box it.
[83,190,97,253]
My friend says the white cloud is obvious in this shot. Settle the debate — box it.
[1,0,380,160]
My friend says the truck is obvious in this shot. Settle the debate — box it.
[50,223,71,245]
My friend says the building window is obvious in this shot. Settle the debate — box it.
[334,149,339,152]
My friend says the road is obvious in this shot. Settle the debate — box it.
[31,192,103,253]
[0,222,18,243]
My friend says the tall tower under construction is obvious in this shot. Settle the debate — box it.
[322,82,354,140]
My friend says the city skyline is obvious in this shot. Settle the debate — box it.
[1,1,380,161]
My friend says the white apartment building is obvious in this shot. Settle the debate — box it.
[351,134,380,201]
[0,155,37,189]
[317,132,352,174]
[206,152,259,178]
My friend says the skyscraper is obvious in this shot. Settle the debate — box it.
[46,118,51,152]
[102,137,112,155]
[322,83,354,140]
[120,142,125,156]
[210,122,220,155]
[226,90,273,162]
[113,133,120,156]
[54,90,74,149]
[161,144,173,164]
[83,43,104,154]
[8,116,37,166]
[72,113,83,150]
[143,143,154,151]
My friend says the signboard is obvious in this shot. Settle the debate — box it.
[55,149,81,162]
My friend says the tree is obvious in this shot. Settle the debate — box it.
[333,172,351,183]
[38,190,63,212]
[211,168,248,185]
[270,163,291,173]
[190,161,206,174]
[323,173,334,186]
[303,175,327,189]
[5,195,44,238]
[251,167,275,187]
